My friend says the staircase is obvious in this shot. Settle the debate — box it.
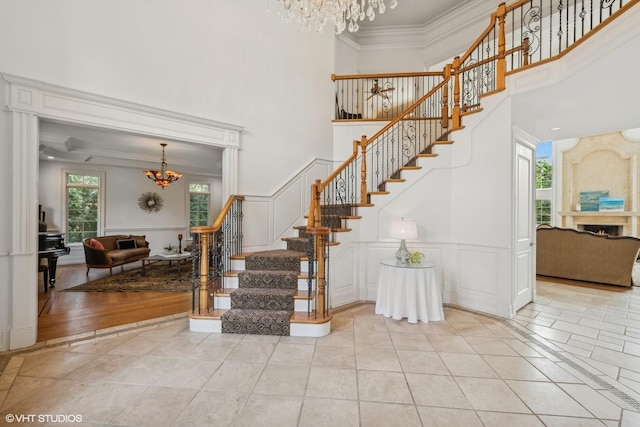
[190,226,332,337]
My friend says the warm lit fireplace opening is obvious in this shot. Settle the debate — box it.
[579,225,622,236]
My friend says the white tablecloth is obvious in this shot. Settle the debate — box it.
[375,261,444,323]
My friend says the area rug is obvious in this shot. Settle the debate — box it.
[65,263,192,292]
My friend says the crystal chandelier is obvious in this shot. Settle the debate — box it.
[273,0,398,34]
[143,143,183,188]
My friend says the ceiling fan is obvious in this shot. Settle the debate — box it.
[367,79,395,100]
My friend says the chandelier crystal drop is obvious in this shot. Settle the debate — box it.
[143,143,183,188]
[274,0,398,34]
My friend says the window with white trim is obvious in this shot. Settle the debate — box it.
[536,141,553,225]
[189,183,211,231]
[66,172,102,243]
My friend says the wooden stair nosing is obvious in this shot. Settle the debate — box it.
[214,288,314,300]
[224,269,315,279]
[400,166,422,171]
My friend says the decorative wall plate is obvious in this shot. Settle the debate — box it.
[138,192,163,213]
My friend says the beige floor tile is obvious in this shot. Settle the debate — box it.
[359,401,422,427]
[397,349,449,375]
[305,367,357,400]
[439,352,499,378]
[464,336,519,356]
[506,380,593,417]
[385,318,426,334]
[450,322,497,337]
[18,350,97,379]
[416,406,483,426]
[111,386,198,427]
[155,358,221,389]
[455,377,531,413]
[475,411,545,426]
[315,329,355,347]
[558,383,622,420]
[311,345,355,369]
[253,364,309,396]
[105,335,165,356]
[269,342,315,365]
[391,332,435,351]
[357,370,413,404]
[171,390,250,426]
[299,397,359,427]
[537,415,610,426]
[621,409,640,427]
[226,341,276,363]
[483,355,549,381]
[201,361,264,393]
[233,394,302,427]
[184,339,238,361]
[355,347,402,371]
[427,335,476,353]
[104,355,181,385]
[354,330,394,348]
[405,373,471,408]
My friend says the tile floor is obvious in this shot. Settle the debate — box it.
[2,279,640,426]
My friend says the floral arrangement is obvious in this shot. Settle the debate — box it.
[164,243,176,253]
[409,250,424,264]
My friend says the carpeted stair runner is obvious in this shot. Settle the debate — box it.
[221,249,304,336]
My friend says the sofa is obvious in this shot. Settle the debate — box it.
[536,225,640,287]
[83,235,151,275]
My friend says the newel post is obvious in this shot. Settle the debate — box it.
[359,135,368,204]
[191,226,212,313]
[441,65,450,129]
[496,2,507,91]
[451,56,461,129]
[308,226,331,316]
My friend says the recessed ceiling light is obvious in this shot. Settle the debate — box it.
[550,127,561,131]
[47,156,55,160]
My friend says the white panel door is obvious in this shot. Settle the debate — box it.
[514,141,535,312]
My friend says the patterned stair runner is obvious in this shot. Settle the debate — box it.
[221,249,304,336]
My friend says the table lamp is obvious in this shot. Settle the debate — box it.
[389,218,417,265]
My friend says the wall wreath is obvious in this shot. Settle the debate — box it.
[138,192,163,213]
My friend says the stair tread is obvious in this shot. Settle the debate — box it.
[190,309,332,324]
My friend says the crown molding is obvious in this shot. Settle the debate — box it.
[341,0,499,50]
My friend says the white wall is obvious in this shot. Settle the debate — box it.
[0,0,335,197]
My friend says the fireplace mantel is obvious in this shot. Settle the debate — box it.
[559,211,637,236]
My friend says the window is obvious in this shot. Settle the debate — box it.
[189,183,211,230]
[66,172,102,243]
[535,141,553,225]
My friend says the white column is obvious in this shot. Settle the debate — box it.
[9,110,39,349]
[222,132,239,200]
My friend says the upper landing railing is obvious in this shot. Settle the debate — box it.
[318,0,636,224]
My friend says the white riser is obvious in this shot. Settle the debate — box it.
[223,276,314,291]
[189,317,330,337]
[214,295,313,312]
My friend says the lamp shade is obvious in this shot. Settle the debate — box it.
[388,218,418,240]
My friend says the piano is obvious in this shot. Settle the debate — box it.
[38,232,70,292]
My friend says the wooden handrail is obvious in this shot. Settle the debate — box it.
[190,194,245,236]
[332,71,443,81]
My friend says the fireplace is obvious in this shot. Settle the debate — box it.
[579,224,622,236]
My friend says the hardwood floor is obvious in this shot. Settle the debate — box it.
[37,262,191,342]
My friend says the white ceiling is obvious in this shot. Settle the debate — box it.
[36,0,474,175]
[39,120,223,177]
[357,0,471,29]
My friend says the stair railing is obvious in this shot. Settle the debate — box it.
[190,195,244,314]
[310,0,637,263]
